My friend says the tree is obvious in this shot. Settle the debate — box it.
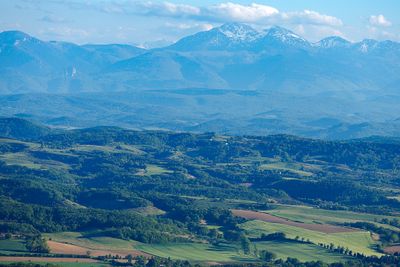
[259,250,276,262]
[134,256,146,266]
[25,235,50,253]
[146,258,161,267]
[240,234,251,255]
[253,244,259,257]
[126,254,133,265]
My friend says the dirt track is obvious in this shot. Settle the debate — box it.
[232,209,358,234]
[47,240,149,257]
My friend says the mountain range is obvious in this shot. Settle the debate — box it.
[0,23,400,139]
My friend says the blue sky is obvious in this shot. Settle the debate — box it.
[1,0,399,47]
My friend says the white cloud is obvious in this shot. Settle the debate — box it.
[295,24,345,42]
[205,2,279,22]
[58,1,341,28]
[369,15,392,27]
[137,2,342,28]
[366,25,398,41]
[139,2,201,17]
[284,10,343,27]
[164,22,213,31]
[20,0,350,43]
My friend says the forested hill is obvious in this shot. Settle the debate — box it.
[0,117,400,242]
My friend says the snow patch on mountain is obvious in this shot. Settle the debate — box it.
[314,36,351,48]
[217,23,261,42]
[357,39,379,53]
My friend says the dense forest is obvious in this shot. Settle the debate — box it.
[1,117,400,265]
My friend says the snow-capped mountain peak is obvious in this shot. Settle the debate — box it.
[315,36,351,48]
[217,23,261,42]
[265,26,305,42]
[258,26,309,48]
[0,30,34,46]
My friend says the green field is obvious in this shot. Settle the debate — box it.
[241,220,380,256]
[232,156,320,177]
[45,232,138,250]
[0,239,28,254]
[136,242,254,262]
[28,231,358,264]
[254,241,351,263]
[0,238,109,266]
[265,205,400,231]
[136,240,351,263]
[0,235,353,264]
[259,162,314,177]
[144,164,173,176]
[0,151,70,171]
[11,233,254,263]
[0,261,110,267]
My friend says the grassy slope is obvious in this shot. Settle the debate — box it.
[45,231,353,263]
[0,261,110,267]
[145,164,173,176]
[259,162,314,177]
[254,241,351,263]
[45,232,138,250]
[46,233,253,263]
[0,239,110,267]
[0,239,28,254]
[241,220,379,256]
[136,242,254,262]
[265,205,400,231]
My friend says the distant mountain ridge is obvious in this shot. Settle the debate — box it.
[1,24,400,94]
[0,30,146,94]
[1,24,400,139]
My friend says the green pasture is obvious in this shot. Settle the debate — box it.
[254,240,351,263]
[265,205,400,231]
[241,220,380,256]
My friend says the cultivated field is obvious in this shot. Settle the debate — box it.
[0,239,28,254]
[0,257,100,263]
[383,245,400,254]
[241,220,379,256]
[0,257,109,267]
[47,241,146,258]
[254,241,351,263]
[265,204,400,231]
[136,242,253,262]
[232,209,356,233]
[45,233,149,258]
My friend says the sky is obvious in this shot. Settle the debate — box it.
[1,0,399,47]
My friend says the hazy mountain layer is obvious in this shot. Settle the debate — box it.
[0,23,399,139]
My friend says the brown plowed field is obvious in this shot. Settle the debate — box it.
[384,245,400,254]
[232,209,358,234]
[47,240,149,257]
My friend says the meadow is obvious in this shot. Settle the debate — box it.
[265,205,400,231]
[241,220,379,256]
[253,241,351,263]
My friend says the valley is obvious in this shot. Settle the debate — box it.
[1,118,400,266]
[2,1,400,266]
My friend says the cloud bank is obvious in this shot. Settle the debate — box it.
[369,15,392,27]
[125,1,343,27]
